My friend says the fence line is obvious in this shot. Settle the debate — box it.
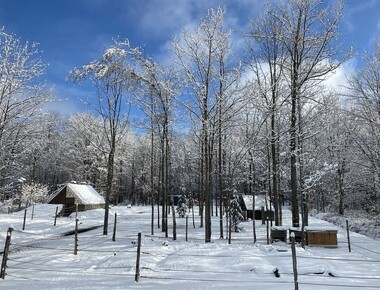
[3,213,380,289]
[351,242,380,255]
[8,265,135,277]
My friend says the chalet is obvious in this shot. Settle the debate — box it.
[47,183,105,216]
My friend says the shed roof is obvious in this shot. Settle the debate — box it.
[241,194,269,210]
[47,183,105,205]
[67,183,104,205]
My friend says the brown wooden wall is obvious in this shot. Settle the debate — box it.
[307,230,338,246]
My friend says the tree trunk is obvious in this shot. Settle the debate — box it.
[199,143,204,228]
[338,163,345,215]
[249,150,257,243]
[290,86,300,227]
[161,136,167,235]
[103,145,115,235]
[150,123,155,235]
[218,111,224,239]
[271,104,280,226]
[204,121,212,243]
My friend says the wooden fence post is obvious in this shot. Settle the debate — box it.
[228,209,232,244]
[135,232,142,282]
[74,219,78,255]
[112,213,117,242]
[54,206,58,226]
[22,208,27,231]
[192,205,195,229]
[1,228,13,279]
[346,218,351,253]
[290,232,299,290]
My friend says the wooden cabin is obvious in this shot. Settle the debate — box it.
[47,183,105,216]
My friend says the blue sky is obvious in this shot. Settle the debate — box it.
[1,0,380,116]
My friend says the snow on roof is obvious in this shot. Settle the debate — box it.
[241,195,268,210]
[67,183,105,205]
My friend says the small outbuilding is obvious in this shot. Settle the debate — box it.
[47,183,105,216]
[239,194,273,220]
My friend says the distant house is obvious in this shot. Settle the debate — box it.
[239,194,273,220]
[47,183,105,216]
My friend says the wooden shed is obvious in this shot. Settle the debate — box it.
[307,229,338,247]
[239,194,272,220]
[47,183,105,216]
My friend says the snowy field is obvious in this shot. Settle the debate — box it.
[1,205,380,289]
[313,211,380,241]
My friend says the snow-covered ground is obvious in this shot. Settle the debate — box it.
[1,204,380,289]
[313,210,380,241]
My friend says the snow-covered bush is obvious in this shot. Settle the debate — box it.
[0,182,49,212]
[176,195,188,218]
[20,183,49,207]
[230,195,244,232]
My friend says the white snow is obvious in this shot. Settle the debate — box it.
[1,204,380,289]
[313,211,380,240]
[241,194,269,210]
[67,183,105,205]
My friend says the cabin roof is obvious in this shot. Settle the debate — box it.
[47,183,105,205]
[240,194,269,210]
[67,183,104,205]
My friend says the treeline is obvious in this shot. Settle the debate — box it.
[1,1,379,240]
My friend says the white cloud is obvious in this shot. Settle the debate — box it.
[138,1,261,67]
[323,59,357,94]
[137,0,197,38]
[43,98,83,118]
[345,0,377,16]
[44,81,95,117]
[129,0,263,45]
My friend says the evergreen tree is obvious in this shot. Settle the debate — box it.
[176,195,188,218]
[230,195,244,232]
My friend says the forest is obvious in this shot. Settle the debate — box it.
[1,0,379,241]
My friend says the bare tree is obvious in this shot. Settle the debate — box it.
[64,113,110,188]
[346,41,380,212]
[69,40,138,235]
[172,7,239,242]
[266,0,350,227]
[130,54,178,238]
[0,28,52,198]
[245,6,288,226]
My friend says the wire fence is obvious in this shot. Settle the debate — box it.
[1,231,380,289]
[2,215,380,289]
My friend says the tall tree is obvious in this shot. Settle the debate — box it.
[0,28,52,197]
[245,6,287,226]
[69,40,138,235]
[64,113,110,187]
[346,41,380,212]
[132,55,177,238]
[268,0,350,227]
[172,7,235,242]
